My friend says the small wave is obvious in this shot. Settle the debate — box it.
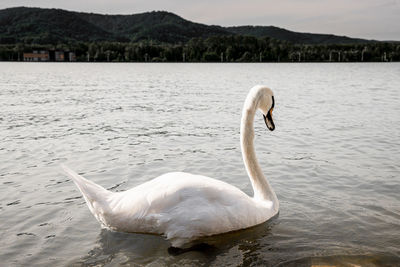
[17,232,36,237]
[6,200,20,206]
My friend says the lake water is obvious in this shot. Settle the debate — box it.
[0,62,399,266]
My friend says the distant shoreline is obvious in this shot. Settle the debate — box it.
[1,41,398,63]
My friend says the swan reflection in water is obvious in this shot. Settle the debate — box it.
[67,215,398,267]
[74,218,278,266]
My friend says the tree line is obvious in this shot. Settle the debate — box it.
[1,35,399,62]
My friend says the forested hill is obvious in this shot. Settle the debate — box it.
[226,26,373,45]
[0,7,229,44]
[0,7,376,45]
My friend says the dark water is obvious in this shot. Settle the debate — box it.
[0,62,399,266]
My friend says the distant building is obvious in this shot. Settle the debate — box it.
[23,50,76,62]
[69,52,76,62]
[55,51,65,61]
[23,50,49,61]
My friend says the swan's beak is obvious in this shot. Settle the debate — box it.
[263,109,275,131]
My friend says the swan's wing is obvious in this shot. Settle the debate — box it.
[108,172,273,246]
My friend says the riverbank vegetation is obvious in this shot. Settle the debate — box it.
[1,36,399,62]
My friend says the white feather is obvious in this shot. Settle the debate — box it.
[63,85,279,247]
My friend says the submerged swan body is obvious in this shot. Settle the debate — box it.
[64,85,279,247]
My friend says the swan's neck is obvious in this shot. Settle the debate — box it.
[240,97,278,204]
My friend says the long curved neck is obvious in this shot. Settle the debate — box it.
[240,95,278,204]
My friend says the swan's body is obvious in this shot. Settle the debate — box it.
[64,85,279,247]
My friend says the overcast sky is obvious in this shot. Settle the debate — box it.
[1,0,400,40]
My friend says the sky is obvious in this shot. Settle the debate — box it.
[1,0,400,40]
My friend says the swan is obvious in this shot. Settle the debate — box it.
[63,85,279,247]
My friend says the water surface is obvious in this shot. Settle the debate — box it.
[0,62,399,266]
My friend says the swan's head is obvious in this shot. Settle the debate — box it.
[258,87,275,131]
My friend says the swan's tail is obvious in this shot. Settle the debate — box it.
[62,165,113,227]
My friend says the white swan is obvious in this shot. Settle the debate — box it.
[63,85,279,247]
